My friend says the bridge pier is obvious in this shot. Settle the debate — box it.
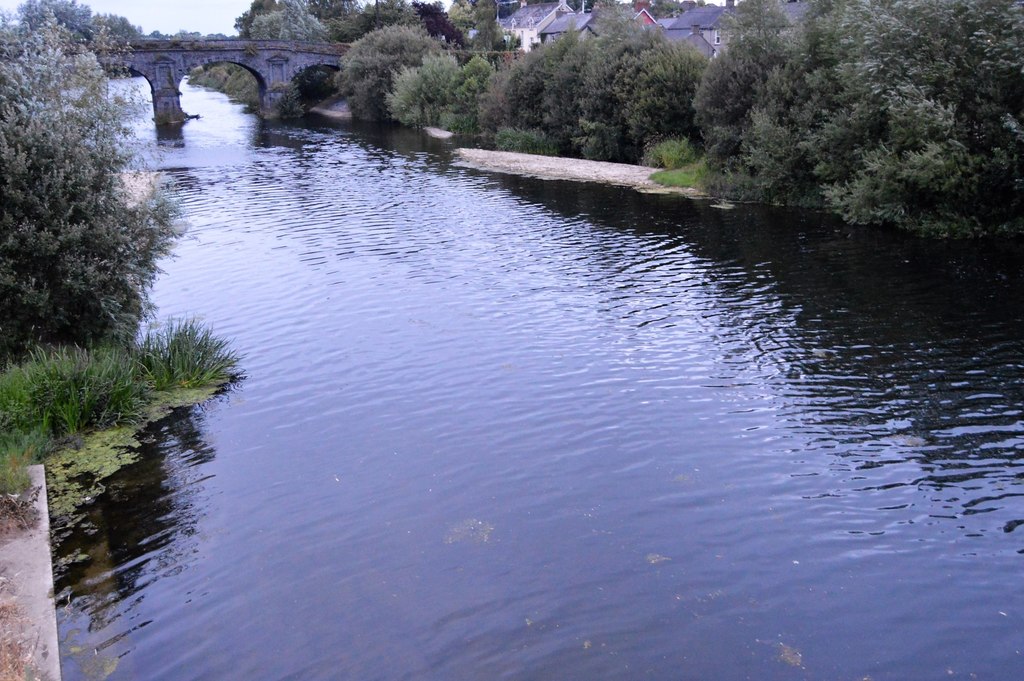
[152,87,186,125]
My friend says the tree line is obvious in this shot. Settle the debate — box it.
[334,0,1024,237]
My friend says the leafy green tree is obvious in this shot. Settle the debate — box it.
[92,13,142,42]
[337,24,440,120]
[471,0,502,50]
[235,0,280,37]
[0,20,178,361]
[387,54,461,127]
[693,0,789,167]
[616,39,708,149]
[819,0,1024,235]
[249,0,328,40]
[327,0,418,43]
[17,0,92,41]
[447,0,474,35]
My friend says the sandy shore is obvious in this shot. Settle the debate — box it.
[309,95,352,120]
[456,148,703,196]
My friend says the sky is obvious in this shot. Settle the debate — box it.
[0,0,249,36]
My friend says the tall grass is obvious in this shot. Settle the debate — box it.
[137,319,241,390]
[0,320,240,494]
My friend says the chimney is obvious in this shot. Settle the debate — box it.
[634,0,651,11]
[691,23,701,36]
[681,0,696,9]
[726,0,735,7]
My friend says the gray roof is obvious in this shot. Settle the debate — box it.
[662,29,716,57]
[499,2,567,30]
[663,5,731,31]
[540,12,596,37]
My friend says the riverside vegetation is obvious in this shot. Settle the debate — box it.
[0,12,242,504]
[201,0,1024,237]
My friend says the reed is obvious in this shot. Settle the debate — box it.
[136,319,241,391]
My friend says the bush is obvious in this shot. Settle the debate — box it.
[387,54,461,128]
[644,138,700,169]
[337,24,441,121]
[494,128,558,156]
[0,20,178,362]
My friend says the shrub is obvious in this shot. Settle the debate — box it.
[274,83,306,119]
[644,138,700,169]
[387,54,461,128]
[136,319,242,391]
[337,24,441,121]
[494,128,558,156]
[0,20,178,362]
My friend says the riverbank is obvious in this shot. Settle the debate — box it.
[0,466,59,681]
[309,95,351,120]
[455,148,706,196]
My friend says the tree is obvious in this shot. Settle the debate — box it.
[0,19,178,361]
[337,24,441,120]
[387,54,461,127]
[249,0,328,40]
[235,0,280,37]
[471,0,502,50]
[326,0,418,43]
[92,13,142,42]
[694,0,789,167]
[16,0,92,41]
[412,1,464,46]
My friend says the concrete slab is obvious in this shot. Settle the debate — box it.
[0,465,61,681]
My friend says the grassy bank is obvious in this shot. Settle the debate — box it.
[0,319,241,497]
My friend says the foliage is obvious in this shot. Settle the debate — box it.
[274,82,307,117]
[189,64,260,110]
[0,321,240,494]
[249,0,328,41]
[337,24,441,121]
[92,13,142,42]
[615,39,708,150]
[698,0,1024,236]
[413,1,464,46]
[327,0,419,43]
[649,160,708,188]
[16,0,92,40]
[478,20,707,163]
[0,20,178,362]
[644,138,699,169]
[693,0,790,167]
[235,0,280,38]
[494,128,559,155]
[136,319,242,391]
[387,54,461,127]
[471,0,503,50]
[6,347,147,435]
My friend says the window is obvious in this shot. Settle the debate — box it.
[714,30,721,45]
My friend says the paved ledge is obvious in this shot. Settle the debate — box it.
[0,465,61,681]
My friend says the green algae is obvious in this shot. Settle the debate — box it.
[46,381,227,536]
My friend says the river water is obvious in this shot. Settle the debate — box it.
[54,80,1024,681]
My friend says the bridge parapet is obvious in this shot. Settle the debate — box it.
[114,40,348,124]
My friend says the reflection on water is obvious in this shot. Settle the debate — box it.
[55,80,1024,681]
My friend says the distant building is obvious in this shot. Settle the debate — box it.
[499,0,574,52]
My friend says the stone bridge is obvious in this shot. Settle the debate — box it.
[117,40,349,123]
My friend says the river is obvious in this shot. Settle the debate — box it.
[53,79,1024,681]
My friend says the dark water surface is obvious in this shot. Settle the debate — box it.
[55,81,1024,681]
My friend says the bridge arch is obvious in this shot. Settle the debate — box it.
[117,40,347,124]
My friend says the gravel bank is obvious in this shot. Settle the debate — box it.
[456,148,703,196]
